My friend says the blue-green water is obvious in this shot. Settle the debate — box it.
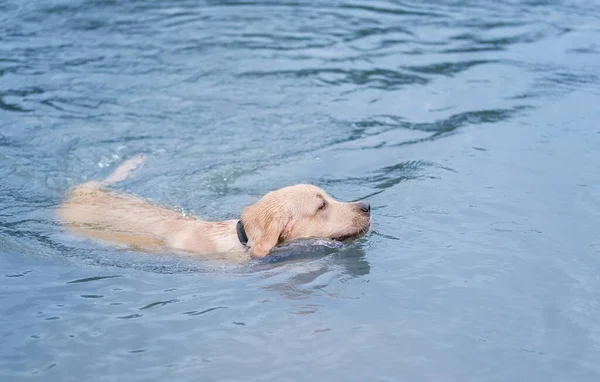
[2,0,600,380]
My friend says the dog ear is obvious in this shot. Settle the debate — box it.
[241,196,290,258]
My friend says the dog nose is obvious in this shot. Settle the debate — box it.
[358,202,370,214]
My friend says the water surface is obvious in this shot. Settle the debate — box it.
[1,0,600,380]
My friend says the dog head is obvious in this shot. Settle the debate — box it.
[240,184,370,258]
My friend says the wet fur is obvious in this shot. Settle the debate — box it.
[58,155,371,261]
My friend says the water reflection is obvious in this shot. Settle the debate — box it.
[256,241,370,300]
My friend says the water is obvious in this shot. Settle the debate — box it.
[1,0,600,380]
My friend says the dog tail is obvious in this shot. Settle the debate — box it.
[99,154,146,187]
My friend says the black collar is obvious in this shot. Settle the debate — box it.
[236,220,248,246]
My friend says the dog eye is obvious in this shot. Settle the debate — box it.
[317,201,327,211]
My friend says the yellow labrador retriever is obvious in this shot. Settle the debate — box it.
[59,155,371,260]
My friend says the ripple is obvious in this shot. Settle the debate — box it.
[339,2,446,18]
[183,306,227,316]
[118,313,143,319]
[336,106,527,153]
[403,107,528,135]
[405,60,496,76]
[139,299,180,310]
[67,275,122,284]
[321,160,433,192]
[5,270,33,278]
[240,67,428,89]
[0,87,45,113]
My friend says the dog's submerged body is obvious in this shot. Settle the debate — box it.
[59,156,371,261]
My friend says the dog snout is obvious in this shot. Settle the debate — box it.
[356,202,371,214]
